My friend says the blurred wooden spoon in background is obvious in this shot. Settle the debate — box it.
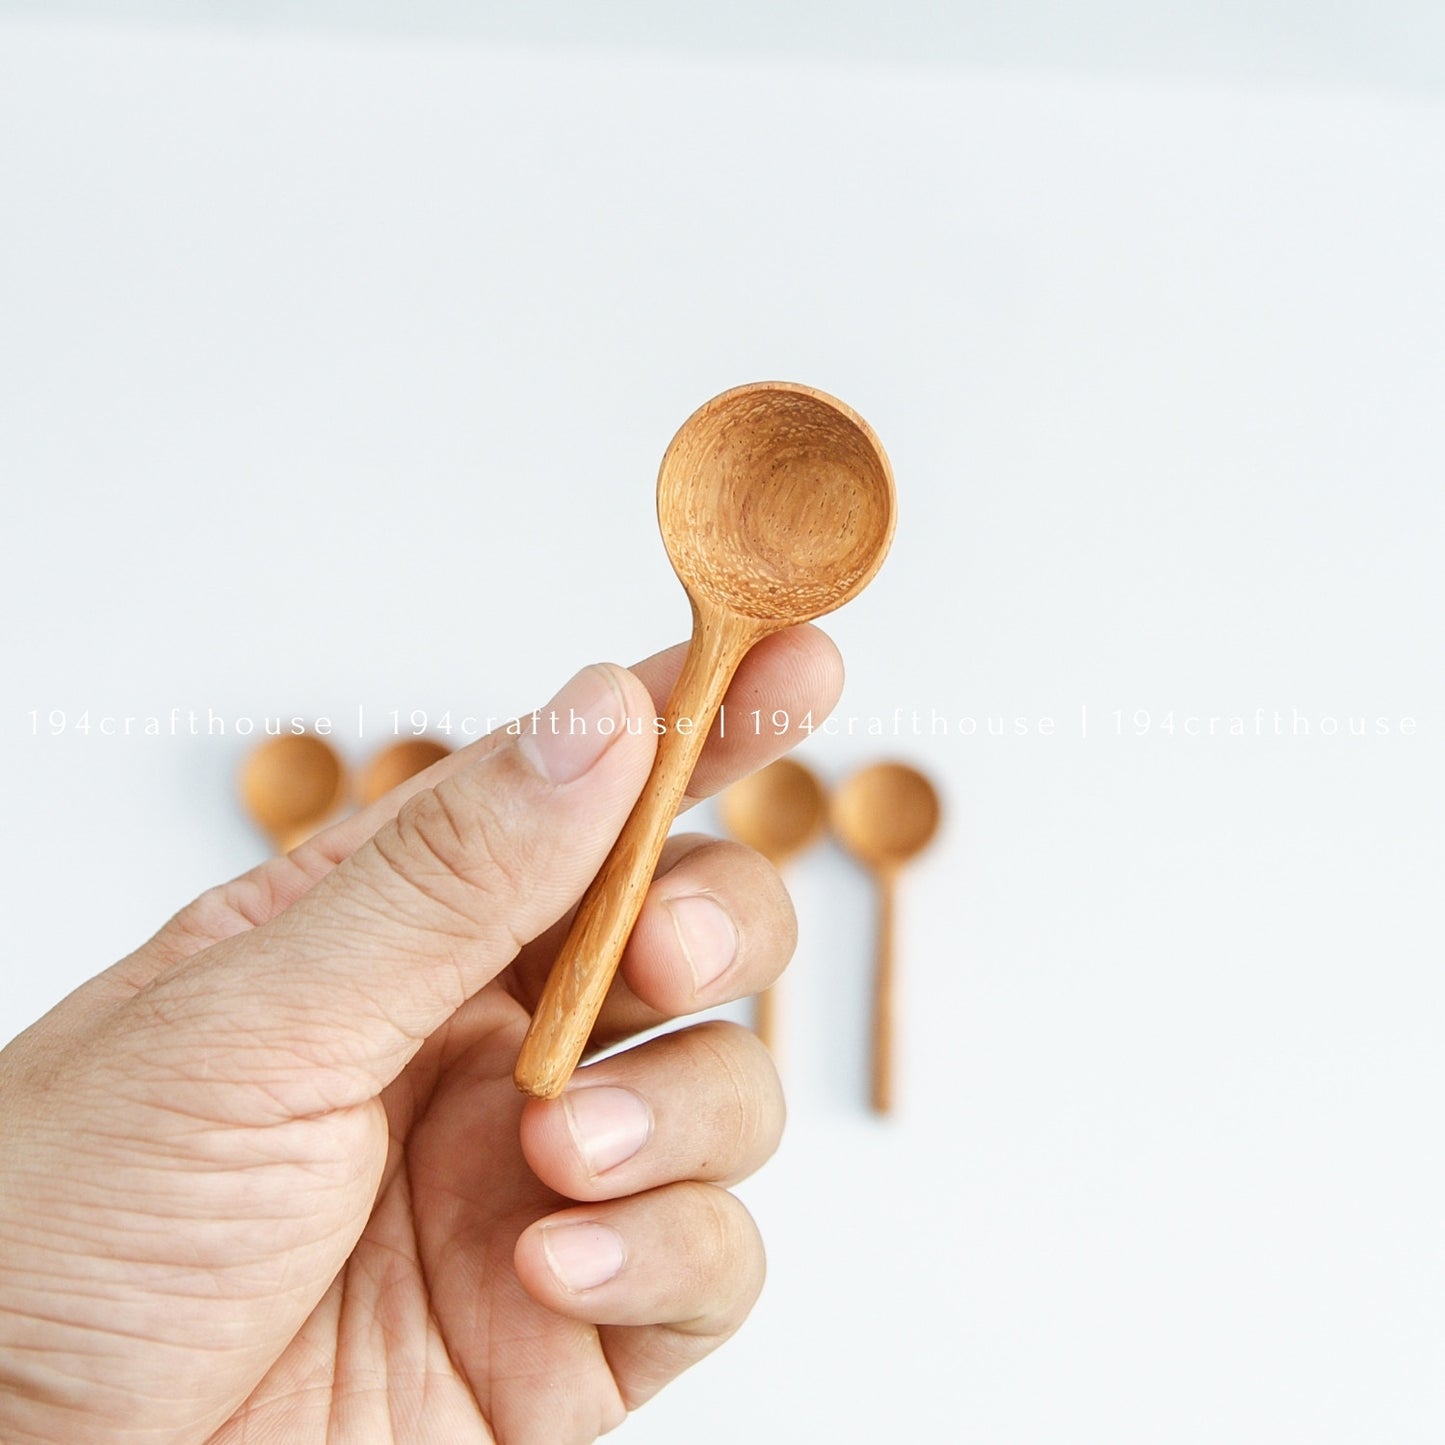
[719,756,827,1054]
[239,733,348,853]
[831,761,940,1114]
[357,737,453,807]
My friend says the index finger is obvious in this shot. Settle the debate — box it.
[314,624,839,862]
[109,625,842,991]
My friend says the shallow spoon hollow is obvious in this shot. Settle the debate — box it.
[514,381,896,1098]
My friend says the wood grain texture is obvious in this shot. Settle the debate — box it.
[514,605,760,1097]
[514,380,895,1099]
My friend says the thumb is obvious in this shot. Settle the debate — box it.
[127,664,657,1109]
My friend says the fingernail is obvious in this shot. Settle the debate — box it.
[519,665,628,784]
[564,1086,653,1176]
[542,1221,626,1292]
[666,894,739,992]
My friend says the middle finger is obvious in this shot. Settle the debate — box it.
[504,832,796,1055]
[518,1019,785,1203]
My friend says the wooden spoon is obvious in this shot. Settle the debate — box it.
[718,757,827,1054]
[830,761,940,1114]
[358,738,453,807]
[239,733,348,853]
[514,380,896,1098]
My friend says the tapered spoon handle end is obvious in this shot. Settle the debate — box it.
[515,611,756,1099]
[870,869,897,1115]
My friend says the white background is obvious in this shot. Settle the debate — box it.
[3,10,1444,1442]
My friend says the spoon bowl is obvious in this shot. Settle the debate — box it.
[660,383,896,623]
[515,381,896,1098]
[831,761,940,871]
[719,756,828,864]
[239,733,347,853]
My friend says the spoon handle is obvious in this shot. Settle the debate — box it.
[871,867,898,1114]
[514,608,760,1098]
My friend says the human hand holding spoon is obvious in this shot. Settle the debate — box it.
[514,381,896,1099]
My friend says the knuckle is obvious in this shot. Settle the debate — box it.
[368,772,528,933]
[151,874,282,963]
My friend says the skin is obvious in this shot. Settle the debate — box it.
[0,627,844,1445]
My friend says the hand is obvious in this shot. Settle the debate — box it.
[0,629,842,1444]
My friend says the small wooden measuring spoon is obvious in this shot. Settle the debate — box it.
[719,757,827,1053]
[239,733,348,853]
[358,738,453,807]
[830,761,940,1114]
[515,381,896,1099]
